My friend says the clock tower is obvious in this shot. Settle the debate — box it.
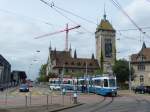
[95,13,116,74]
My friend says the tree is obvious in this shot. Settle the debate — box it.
[94,69,103,75]
[37,64,48,82]
[112,59,134,84]
[100,50,104,73]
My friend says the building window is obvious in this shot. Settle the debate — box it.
[140,75,144,83]
[137,63,145,71]
[65,69,68,73]
[71,62,74,65]
[105,39,112,58]
[89,63,92,66]
[65,62,68,65]
[77,62,81,66]
[59,69,62,74]
[83,62,86,66]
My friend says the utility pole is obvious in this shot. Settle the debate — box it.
[129,56,132,92]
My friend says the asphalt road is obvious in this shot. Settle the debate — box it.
[1,87,150,112]
[59,95,150,112]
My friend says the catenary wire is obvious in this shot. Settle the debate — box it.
[109,0,150,38]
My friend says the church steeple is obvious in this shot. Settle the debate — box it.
[103,3,107,21]
[69,44,72,52]
[49,41,52,51]
[142,41,146,49]
[91,53,95,59]
[74,49,77,59]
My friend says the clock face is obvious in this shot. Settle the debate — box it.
[105,39,112,58]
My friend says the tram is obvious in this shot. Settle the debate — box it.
[49,75,117,96]
[49,78,76,90]
[88,76,117,96]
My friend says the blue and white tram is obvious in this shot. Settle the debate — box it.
[89,76,117,96]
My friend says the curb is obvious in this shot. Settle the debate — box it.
[49,103,84,112]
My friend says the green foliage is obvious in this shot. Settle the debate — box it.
[112,59,134,84]
[39,64,47,76]
[37,75,48,82]
[94,69,103,75]
[37,64,48,82]
[100,50,104,73]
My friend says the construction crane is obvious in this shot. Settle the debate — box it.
[34,24,80,51]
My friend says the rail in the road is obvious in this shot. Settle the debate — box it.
[89,97,114,112]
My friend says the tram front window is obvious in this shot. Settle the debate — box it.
[104,79,108,87]
[109,79,116,87]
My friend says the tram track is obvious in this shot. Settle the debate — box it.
[89,96,114,112]
[57,95,112,112]
[73,96,107,112]
[134,96,150,112]
[87,96,106,108]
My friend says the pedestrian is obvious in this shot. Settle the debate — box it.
[82,84,84,93]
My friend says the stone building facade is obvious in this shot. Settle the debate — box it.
[46,14,116,77]
[46,47,99,77]
[0,54,11,85]
[131,42,150,86]
[95,14,116,73]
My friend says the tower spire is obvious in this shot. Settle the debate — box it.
[49,41,52,50]
[104,3,107,20]
[74,49,77,59]
[142,41,146,49]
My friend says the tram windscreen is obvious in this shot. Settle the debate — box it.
[109,79,116,87]
[104,79,108,87]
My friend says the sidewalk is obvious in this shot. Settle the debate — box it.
[0,103,83,112]
[117,90,135,96]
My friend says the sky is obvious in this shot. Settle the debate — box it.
[0,0,150,80]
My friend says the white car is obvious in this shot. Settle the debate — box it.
[49,84,61,90]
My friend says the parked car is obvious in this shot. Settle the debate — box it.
[134,85,146,94]
[49,84,61,90]
[19,84,29,92]
[145,86,150,94]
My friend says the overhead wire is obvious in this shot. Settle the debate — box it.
[0,8,54,27]
[53,7,94,34]
[40,0,94,34]
[118,27,150,31]
[117,32,150,44]
[42,0,150,35]
[109,0,150,38]
[41,0,97,25]
[53,5,97,25]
